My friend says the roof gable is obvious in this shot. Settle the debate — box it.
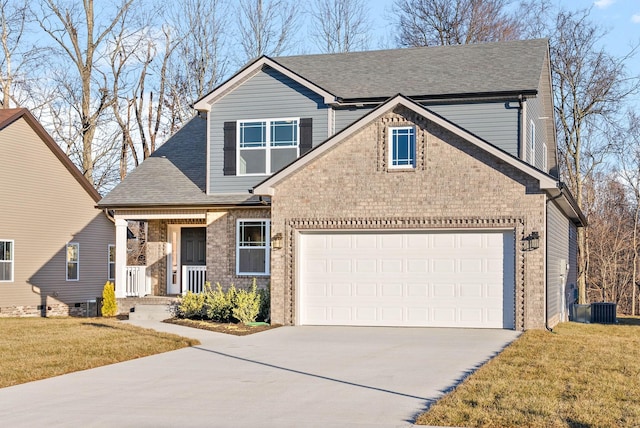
[0,108,101,202]
[253,94,558,196]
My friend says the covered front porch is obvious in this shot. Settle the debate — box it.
[113,209,209,299]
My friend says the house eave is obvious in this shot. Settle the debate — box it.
[335,89,539,106]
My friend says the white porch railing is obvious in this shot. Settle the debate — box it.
[182,265,207,294]
[125,266,151,297]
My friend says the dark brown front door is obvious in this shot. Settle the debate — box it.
[181,227,206,266]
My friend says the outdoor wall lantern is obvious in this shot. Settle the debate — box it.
[271,233,283,250]
[523,231,540,251]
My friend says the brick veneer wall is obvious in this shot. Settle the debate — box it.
[268,106,547,330]
[206,208,271,290]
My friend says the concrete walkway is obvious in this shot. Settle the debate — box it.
[0,321,519,427]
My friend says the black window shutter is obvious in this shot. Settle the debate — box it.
[223,121,236,176]
[299,118,313,155]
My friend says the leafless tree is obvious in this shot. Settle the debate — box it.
[33,0,134,188]
[393,0,526,47]
[616,112,640,315]
[165,0,229,133]
[236,0,300,62]
[309,0,371,53]
[550,8,640,304]
[0,0,51,110]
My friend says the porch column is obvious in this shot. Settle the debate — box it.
[115,218,128,298]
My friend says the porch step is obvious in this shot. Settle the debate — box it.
[128,303,175,321]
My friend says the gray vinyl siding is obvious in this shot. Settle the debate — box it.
[335,101,520,156]
[0,118,114,310]
[209,67,328,193]
[546,201,572,327]
[334,106,376,133]
[426,101,520,156]
[525,96,547,170]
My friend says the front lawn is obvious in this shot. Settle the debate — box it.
[0,317,199,388]
[417,317,640,427]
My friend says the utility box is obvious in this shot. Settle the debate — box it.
[570,304,591,323]
[591,302,617,324]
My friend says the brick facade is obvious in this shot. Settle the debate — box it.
[268,106,547,330]
[206,208,271,290]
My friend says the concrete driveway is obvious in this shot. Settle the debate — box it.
[0,322,519,427]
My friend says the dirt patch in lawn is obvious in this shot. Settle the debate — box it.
[163,318,280,336]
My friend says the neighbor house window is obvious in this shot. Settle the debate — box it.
[108,244,115,280]
[236,220,270,275]
[238,118,298,175]
[0,240,14,282]
[389,126,416,168]
[66,242,79,281]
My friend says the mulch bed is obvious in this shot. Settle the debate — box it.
[163,318,279,336]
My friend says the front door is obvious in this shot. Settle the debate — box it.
[167,226,206,295]
[180,227,206,293]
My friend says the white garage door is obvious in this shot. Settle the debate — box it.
[299,231,514,329]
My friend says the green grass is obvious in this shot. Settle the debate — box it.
[0,317,199,388]
[417,317,640,427]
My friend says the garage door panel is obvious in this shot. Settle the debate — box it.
[300,231,515,328]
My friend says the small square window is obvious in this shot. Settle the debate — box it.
[67,242,79,281]
[389,126,416,169]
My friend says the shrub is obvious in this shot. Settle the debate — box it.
[258,282,270,322]
[177,291,205,318]
[101,281,118,317]
[202,282,233,322]
[231,279,261,324]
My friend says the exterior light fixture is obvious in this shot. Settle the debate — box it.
[523,231,540,251]
[271,233,283,250]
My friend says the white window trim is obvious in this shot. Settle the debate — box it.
[542,142,548,171]
[0,239,14,283]
[236,219,271,276]
[66,242,79,281]
[237,117,300,176]
[108,244,115,281]
[388,126,416,169]
[529,120,536,165]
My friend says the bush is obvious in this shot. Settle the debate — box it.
[101,281,118,317]
[231,279,261,324]
[177,291,205,318]
[258,282,270,322]
[202,282,233,322]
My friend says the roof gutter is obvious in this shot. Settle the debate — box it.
[334,90,538,106]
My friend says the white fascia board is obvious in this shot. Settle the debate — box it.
[254,95,558,195]
[193,57,336,112]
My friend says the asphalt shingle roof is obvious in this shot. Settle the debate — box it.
[101,39,549,207]
[274,39,548,100]
[98,115,259,207]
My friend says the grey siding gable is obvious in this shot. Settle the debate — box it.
[547,201,577,327]
[209,67,328,193]
[426,101,519,156]
[525,96,548,171]
[334,101,520,157]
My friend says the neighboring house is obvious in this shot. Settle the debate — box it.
[0,109,115,317]
[98,38,585,330]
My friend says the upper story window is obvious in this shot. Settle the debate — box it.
[0,240,14,282]
[238,118,299,175]
[66,242,79,281]
[389,126,416,169]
